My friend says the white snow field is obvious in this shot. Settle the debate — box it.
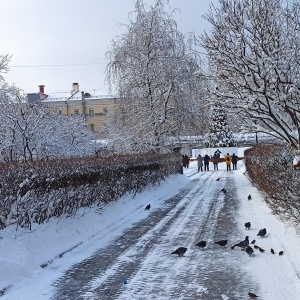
[1,153,300,300]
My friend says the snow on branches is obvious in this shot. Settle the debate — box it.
[201,0,300,149]
[106,0,206,153]
[208,103,234,147]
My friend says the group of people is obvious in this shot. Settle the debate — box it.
[196,149,238,172]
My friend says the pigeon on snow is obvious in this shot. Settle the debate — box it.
[220,187,227,194]
[214,240,228,247]
[246,246,254,256]
[232,236,249,249]
[195,241,207,249]
[248,292,259,298]
[145,204,151,210]
[245,222,251,229]
[257,228,267,237]
[171,247,187,257]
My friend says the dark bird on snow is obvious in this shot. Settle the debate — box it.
[145,204,151,210]
[271,248,275,254]
[246,246,254,256]
[171,247,187,257]
[245,222,251,229]
[216,178,220,181]
[195,241,207,249]
[257,228,267,237]
[248,292,259,298]
[279,250,284,256]
[254,245,259,249]
[251,239,256,244]
[248,194,252,200]
[220,187,227,194]
[232,236,249,249]
[214,240,228,247]
[258,247,265,253]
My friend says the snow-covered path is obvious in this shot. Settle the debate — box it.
[51,168,258,299]
[2,159,300,300]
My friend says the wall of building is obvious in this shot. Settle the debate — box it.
[29,84,118,138]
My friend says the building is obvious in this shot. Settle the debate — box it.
[28,83,118,138]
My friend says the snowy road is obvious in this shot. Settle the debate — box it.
[51,169,258,300]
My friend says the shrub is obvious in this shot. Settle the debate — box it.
[245,145,300,226]
[0,152,182,229]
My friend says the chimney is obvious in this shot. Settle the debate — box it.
[72,82,79,93]
[39,85,45,94]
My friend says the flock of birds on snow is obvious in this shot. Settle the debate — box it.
[144,191,285,299]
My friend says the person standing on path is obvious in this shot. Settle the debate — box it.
[214,148,222,158]
[225,153,232,172]
[204,154,210,171]
[196,154,204,172]
[212,154,219,170]
[182,155,186,168]
[185,154,190,169]
[231,153,238,170]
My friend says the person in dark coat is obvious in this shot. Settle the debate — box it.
[182,155,186,168]
[214,148,222,158]
[204,154,210,171]
[232,153,238,170]
[184,154,190,169]
[196,154,203,172]
[212,154,219,170]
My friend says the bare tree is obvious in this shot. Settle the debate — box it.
[106,0,206,153]
[201,0,300,149]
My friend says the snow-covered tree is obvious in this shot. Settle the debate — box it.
[0,52,94,161]
[106,0,206,153]
[208,103,234,147]
[200,0,300,149]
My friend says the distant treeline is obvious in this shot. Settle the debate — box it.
[0,153,182,230]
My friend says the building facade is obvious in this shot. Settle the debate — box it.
[28,83,118,138]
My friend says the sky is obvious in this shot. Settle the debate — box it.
[0,0,219,96]
[1,152,300,299]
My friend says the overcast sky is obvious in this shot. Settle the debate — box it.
[0,0,219,95]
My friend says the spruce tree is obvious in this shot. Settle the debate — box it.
[208,103,234,147]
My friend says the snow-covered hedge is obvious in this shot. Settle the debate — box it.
[0,153,182,229]
[245,145,300,226]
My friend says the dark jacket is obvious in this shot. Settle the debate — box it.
[204,154,210,164]
[212,154,219,164]
[232,154,238,164]
[214,150,222,157]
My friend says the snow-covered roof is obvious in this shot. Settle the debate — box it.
[41,90,117,103]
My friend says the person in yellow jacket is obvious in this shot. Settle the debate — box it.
[225,153,232,172]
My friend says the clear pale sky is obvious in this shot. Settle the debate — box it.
[0,0,219,95]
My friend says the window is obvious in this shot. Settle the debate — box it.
[89,108,94,117]
[103,107,108,115]
[74,109,79,115]
[90,124,95,132]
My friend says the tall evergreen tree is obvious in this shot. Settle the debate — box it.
[208,103,234,147]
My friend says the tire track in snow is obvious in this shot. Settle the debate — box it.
[51,179,198,299]
[52,171,257,299]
